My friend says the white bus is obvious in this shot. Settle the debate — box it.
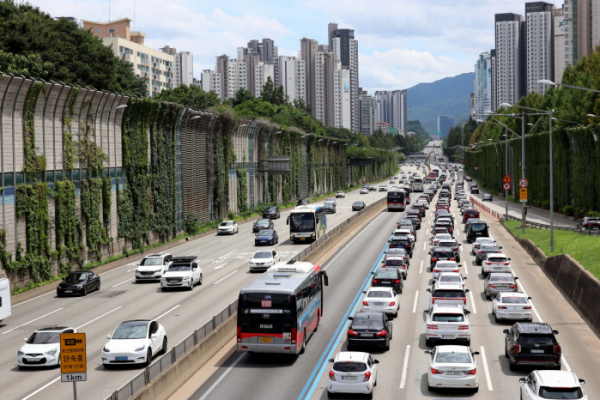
[0,277,11,323]
[413,177,424,192]
[287,205,327,244]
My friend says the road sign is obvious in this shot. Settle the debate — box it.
[60,332,87,381]
[503,174,512,183]
[519,178,529,188]
[503,182,511,191]
[520,188,528,202]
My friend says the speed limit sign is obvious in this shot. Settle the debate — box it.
[519,178,528,188]
[503,182,511,191]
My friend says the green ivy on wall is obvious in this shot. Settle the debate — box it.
[81,178,110,260]
[237,168,248,213]
[23,82,46,179]
[102,174,112,230]
[54,180,83,264]
[63,87,80,171]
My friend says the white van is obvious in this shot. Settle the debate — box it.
[413,177,424,192]
[0,277,11,323]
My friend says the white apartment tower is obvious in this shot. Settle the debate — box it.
[200,69,222,99]
[331,28,359,133]
[279,56,306,103]
[475,52,493,116]
[495,13,525,108]
[526,2,555,95]
[254,62,275,97]
[334,66,351,130]
[554,7,566,84]
[227,59,248,98]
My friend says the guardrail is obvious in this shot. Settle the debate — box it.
[104,300,238,400]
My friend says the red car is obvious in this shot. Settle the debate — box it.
[463,209,480,223]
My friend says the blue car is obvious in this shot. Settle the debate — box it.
[255,229,279,245]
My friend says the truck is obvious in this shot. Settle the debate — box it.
[0,275,11,323]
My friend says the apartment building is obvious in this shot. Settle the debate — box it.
[526,2,555,95]
[334,66,351,130]
[254,62,275,97]
[359,88,377,135]
[214,55,248,99]
[300,38,319,117]
[475,52,493,116]
[200,69,222,98]
[314,50,337,127]
[495,13,525,107]
[555,7,566,84]
[374,90,407,132]
[279,56,306,103]
[331,28,359,133]
[160,45,194,87]
[83,18,174,98]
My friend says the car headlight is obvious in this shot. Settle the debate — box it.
[18,351,24,355]
[103,346,110,353]
[45,348,58,356]
[134,345,146,352]
[76,284,83,288]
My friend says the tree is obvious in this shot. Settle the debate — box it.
[260,77,287,105]
[0,50,52,79]
[154,84,220,110]
[234,99,276,118]
[293,98,311,115]
[230,87,254,107]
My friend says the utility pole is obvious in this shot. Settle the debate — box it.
[549,111,554,252]
[505,127,508,220]
[521,110,526,233]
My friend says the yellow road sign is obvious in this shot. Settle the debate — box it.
[60,332,86,374]
[519,188,528,201]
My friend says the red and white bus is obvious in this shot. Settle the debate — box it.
[387,190,406,211]
[237,261,328,355]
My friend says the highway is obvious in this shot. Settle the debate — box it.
[0,180,391,400]
[190,159,600,400]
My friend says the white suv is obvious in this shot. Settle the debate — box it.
[520,370,587,399]
[425,304,471,346]
[327,352,378,398]
[482,253,512,276]
[135,253,173,282]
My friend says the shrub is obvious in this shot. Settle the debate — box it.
[587,210,600,217]
[183,213,201,236]
[541,200,550,209]
[227,211,235,220]
[562,205,575,216]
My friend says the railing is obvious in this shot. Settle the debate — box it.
[105,300,238,400]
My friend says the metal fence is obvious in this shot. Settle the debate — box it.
[105,299,238,400]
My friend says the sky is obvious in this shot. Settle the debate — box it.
[34,0,546,94]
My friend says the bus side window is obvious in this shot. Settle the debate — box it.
[296,291,304,314]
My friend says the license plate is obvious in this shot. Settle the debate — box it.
[300,238,306,241]
[374,302,384,306]
[530,349,544,353]
[362,334,374,337]
[342,376,358,380]
[260,337,272,343]
[116,356,128,361]
[261,240,266,243]
[64,290,72,293]
[494,267,502,270]
[446,371,461,375]
[442,335,455,339]
[509,313,521,317]
[382,280,390,284]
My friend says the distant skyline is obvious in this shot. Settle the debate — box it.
[37,0,537,93]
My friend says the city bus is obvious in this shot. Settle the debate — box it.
[287,205,327,244]
[387,189,406,211]
[237,261,329,355]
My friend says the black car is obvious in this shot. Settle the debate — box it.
[467,220,490,243]
[429,247,455,269]
[504,322,561,370]
[352,201,365,211]
[397,218,414,228]
[372,267,403,294]
[471,186,480,194]
[262,206,281,219]
[475,243,502,265]
[347,312,393,350]
[252,218,274,233]
[411,204,426,217]
[405,213,422,230]
[57,271,101,296]
[389,235,413,257]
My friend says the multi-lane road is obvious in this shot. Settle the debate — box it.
[190,165,600,400]
[0,180,390,400]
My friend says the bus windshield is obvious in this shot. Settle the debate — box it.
[290,212,315,233]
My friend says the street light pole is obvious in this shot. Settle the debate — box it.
[549,110,554,252]
[505,128,508,220]
[521,110,526,233]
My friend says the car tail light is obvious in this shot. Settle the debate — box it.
[427,324,438,330]
[515,344,521,353]
[498,306,507,309]
[478,251,484,254]
[329,370,336,381]
[376,330,387,337]
[393,279,401,283]
[389,301,396,306]
[292,328,297,344]
[498,251,502,254]
[485,262,491,265]
[453,269,459,273]
[510,284,517,289]
[433,269,439,273]
[464,369,477,375]
[363,371,372,382]
[431,368,444,374]
[458,325,469,330]
[373,279,381,283]
[363,301,368,306]
[237,326,242,343]
[523,306,532,310]
[489,284,496,288]
[432,258,438,262]
[449,258,455,261]
[463,298,467,305]
[554,344,561,354]
[348,329,358,337]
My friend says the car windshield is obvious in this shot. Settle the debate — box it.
[435,352,471,363]
[374,270,397,279]
[220,222,233,226]
[265,207,277,212]
[253,252,272,259]
[502,296,527,304]
[471,224,487,231]
[490,275,514,282]
[477,238,494,244]
[140,258,163,266]
[27,331,61,344]
[333,362,367,372]
[432,290,465,297]
[386,260,403,266]
[439,241,456,247]
[488,257,507,263]
[256,219,270,225]
[353,202,363,206]
[432,251,452,258]
[113,321,149,339]
[481,246,499,252]
[169,264,192,272]
[432,314,465,322]
[352,315,384,329]
[257,230,274,236]
[538,387,583,398]
[64,273,87,284]
[519,335,556,345]
[367,291,392,298]
[290,213,315,233]
[325,204,334,208]
[440,276,461,283]
[435,235,452,240]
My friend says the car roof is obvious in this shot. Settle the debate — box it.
[367,287,394,293]
[144,252,171,258]
[376,268,399,274]
[534,370,581,387]
[432,304,464,313]
[354,311,385,319]
[392,235,409,240]
[487,253,508,257]
[515,322,553,334]
[334,351,369,362]
[435,345,470,353]
[498,292,527,298]
[438,272,462,278]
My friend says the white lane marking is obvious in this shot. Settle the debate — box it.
[187,249,203,256]
[214,264,226,270]
[199,353,246,400]
[419,260,423,274]
[21,377,61,400]
[469,291,477,314]
[76,306,122,330]
[221,236,236,243]
[214,270,238,285]
[480,346,493,391]
[12,291,53,308]
[399,345,411,389]
[156,305,181,320]
[412,291,419,313]
[98,263,133,276]
[2,308,63,335]
[514,275,542,322]
[423,242,426,250]
[562,356,572,372]
[463,260,469,275]
[112,277,134,287]
[323,213,385,271]
[426,229,429,235]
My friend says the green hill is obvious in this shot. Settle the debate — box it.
[406,72,473,133]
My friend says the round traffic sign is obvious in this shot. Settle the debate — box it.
[519,178,528,188]
[503,182,511,191]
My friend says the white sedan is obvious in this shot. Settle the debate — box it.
[160,258,203,291]
[425,345,479,392]
[471,237,496,255]
[362,287,400,317]
[431,233,453,246]
[327,352,378,398]
[432,261,460,278]
[249,250,279,272]
[360,188,369,194]
[433,272,467,290]
[217,221,238,235]
[335,191,346,198]
[102,320,167,367]
[492,292,533,322]
[18,327,77,368]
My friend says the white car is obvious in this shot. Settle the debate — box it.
[432,233,453,246]
[135,253,172,282]
[362,287,400,317]
[160,256,203,291]
[417,200,429,209]
[520,370,587,399]
[325,198,337,206]
[327,352,378,399]
[432,260,460,278]
[249,250,278,272]
[433,272,467,290]
[217,221,238,235]
[425,345,479,392]
[335,191,346,198]
[471,237,496,255]
[492,292,533,322]
[482,253,512,276]
[18,327,77,368]
[379,185,387,192]
[394,228,415,243]
[425,304,471,346]
[383,256,408,279]
[360,188,369,194]
[102,320,167,367]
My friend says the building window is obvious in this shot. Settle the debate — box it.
[95,28,101,34]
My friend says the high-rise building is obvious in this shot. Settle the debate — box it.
[279,56,306,103]
[554,7,566,84]
[243,53,261,97]
[526,2,555,95]
[328,23,338,49]
[254,62,275,97]
[373,90,407,132]
[359,88,377,135]
[215,56,247,99]
[314,50,337,127]
[495,13,525,107]
[300,38,319,116]
[438,115,455,137]
[475,52,492,116]
[215,54,229,98]
[82,17,174,98]
[161,46,194,87]
[562,0,600,71]
[200,69,222,98]
[334,66,351,129]
[331,28,359,133]
[490,49,497,111]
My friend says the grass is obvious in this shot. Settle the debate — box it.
[503,219,600,280]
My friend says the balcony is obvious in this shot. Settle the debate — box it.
[141,59,150,67]
[121,53,131,61]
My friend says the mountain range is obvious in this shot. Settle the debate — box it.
[405,72,474,134]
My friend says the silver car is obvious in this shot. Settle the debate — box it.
[484,273,519,298]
